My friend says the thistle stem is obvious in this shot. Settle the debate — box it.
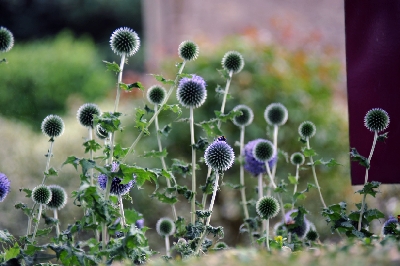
[239,126,249,219]
[218,70,233,128]
[265,162,277,189]
[54,209,60,237]
[201,167,212,210]
[113,53,126,113]
[155,105,177,220]
[89,127,94,186]
[41,140,55,185]
[190,106,197,224]
[358,131,378,231]
[122,61,186,163]
[31,204,43,242]
[118,195,126,228]
[266,219,270,251]
[272,125,279,178]
[292,164,300,209]
[165,236,171,257]
[307,138,326,208]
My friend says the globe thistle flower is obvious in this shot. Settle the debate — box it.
[77,103,101,128]
[232,104,254,127]
[156,217,176,237]
[256,196,280,220]
[253,139,276,163]
[283,209,310,239]
[176,74,207,108]
[46,185,67,210]
[178,40,199,61]
[222,51,244,74]
[110,27,140,57]
[95,125,109,140]
[41,115,65,138]
[298,121,316,139]
[290,152,305,166]
[264,103,288,127]
[0,27,14,53]
[147,85,166,105]
[364,108,390,133]
[97,162,135,196]
[382,216,398,236]
[204,138,235,172]
[32,185,52,205]
[135,218,144,229]
[244,139,277,176]
[305,229,319,242]
[0,173,11,202]
[213,242,229,250]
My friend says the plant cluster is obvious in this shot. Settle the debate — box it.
[0,26,398,266]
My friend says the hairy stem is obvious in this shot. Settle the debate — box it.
[113,53,126,113]
[272,125,279,177]
[54,209,60,237]
[122,61,186,163]
[358,131,378,231]
[201,167,213,210]
[155,105,177,220]
[239,126,249,219]
[31,204,43,242]
[165,236,171,257]
[41,140,55,185]
[190,107,196,224]
[292,164,300,209]
[307,138,326,208]
[118,195,126,228]
[218,70,233,128]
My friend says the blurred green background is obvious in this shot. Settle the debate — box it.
[1,0,399,255]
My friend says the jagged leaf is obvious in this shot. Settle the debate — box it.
[350,148,370,169]
[103,60,121,73]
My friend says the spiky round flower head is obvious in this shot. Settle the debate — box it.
[305,229,319,241]
[95,125,109,140]
[0,173,11,202]
[147,85,166,105]
[213,242,229,250]
[97,162,135,196]
[41,115,65,138]
[290,152,305,166]
[244,139,277,176]
[176,74,207,108]
[382,216,398,236]
[135,218,144,229]
[204,138,235,172]
[46,185,67,210]
[77,103,101,128]
[298,121,316,139]
[222,51,244,74]
[0,27,14,53]
[32,185,52,205]
[284,209,310,239]
[256,196,280,220]
[178,40,199,61]
[232,104,254,127]
[264,103,288,127]
[364,108,390,133]
[253,139,275,163]
[156,217,175,237]
[110,27,140,57]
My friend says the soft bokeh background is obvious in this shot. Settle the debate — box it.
[1,0,399,254]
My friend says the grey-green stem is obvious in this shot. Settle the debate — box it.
[292,164,300,209]
[113,53,126,113]
[272,125,279,178]
[122,61,186,163]
[190,106,196,224]
[307,138,327,208]
[357,131,378,231]
[54,209,60,237]
[218,70,233,128]
[41,140,55,185]
[239,126,249,219]
[31,204,43,242]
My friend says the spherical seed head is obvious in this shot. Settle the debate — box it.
[41,115,65,138]
[95,125,109,140]
[222,51,244,74]
[0,173,11,202]
[147,85,166,105]
[290,152,305,166]
[382,217,398,236]
[178,40,199,61]
[46,185,67,210]
[256,196,280,220]
[264,103,288,126]
[232,104,254,127]
[253,140,275,163]
[364,108,390,132]
[77,103,101,128]
[0,27,14,53]
[284,209,310,239]
[97,162,135,196]
[244,139,277,176]
[305,230,319,241]
[110,27,140,57]
[204,139,235,172]
[156,217,175,237]
[32,185,52,205]
[298,121,316,139]
[176,74,207,108]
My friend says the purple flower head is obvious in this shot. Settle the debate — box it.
[382,216,399,236]
[0,173,10,202]
[283,209,310,239]
[98,162,135,196]
[244,139,277,176]
[135,218,144,229]
[176,74,207,108]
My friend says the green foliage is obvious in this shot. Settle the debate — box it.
[0,31,113,126]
